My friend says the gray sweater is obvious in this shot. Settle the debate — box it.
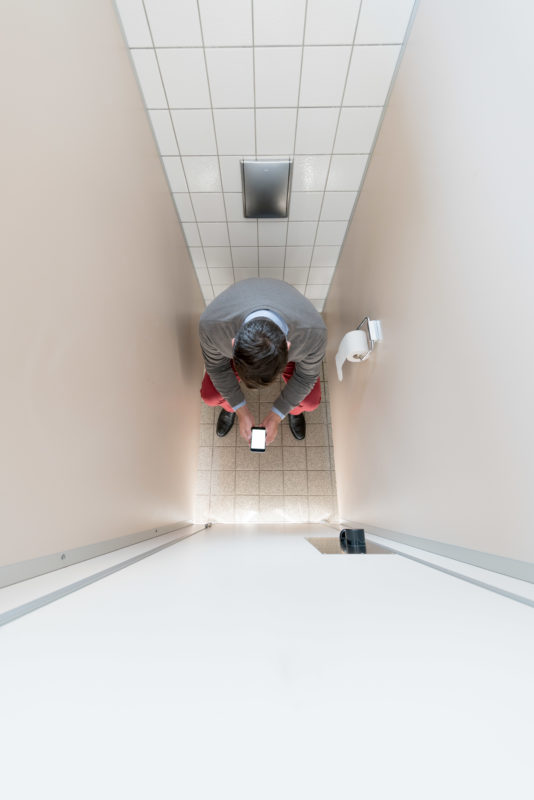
[199,279,327,417]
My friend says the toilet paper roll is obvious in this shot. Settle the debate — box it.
[335,330,369,381]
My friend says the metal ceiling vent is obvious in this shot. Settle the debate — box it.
[241,159,292,218]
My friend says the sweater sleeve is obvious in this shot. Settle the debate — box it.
[199,323,245,410]
[272,328,327,417]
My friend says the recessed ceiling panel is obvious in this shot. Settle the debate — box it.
[241,159,292,219]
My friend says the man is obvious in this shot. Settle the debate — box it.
[199,278,327,445]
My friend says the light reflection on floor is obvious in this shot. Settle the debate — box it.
[194,363,338,523]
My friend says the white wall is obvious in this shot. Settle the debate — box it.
[1,524,533,799]
[0,0,204,566]
[325,0,534,562]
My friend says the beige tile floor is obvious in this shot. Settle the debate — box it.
[194,363,338,523]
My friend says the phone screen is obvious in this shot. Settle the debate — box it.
[250,427,266,452]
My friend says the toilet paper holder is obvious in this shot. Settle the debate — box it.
[354,317,383,361]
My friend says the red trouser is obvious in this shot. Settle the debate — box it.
[200,361,321,415]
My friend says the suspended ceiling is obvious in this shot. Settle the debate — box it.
[115,0,416,310]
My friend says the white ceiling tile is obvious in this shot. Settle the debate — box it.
[228,221,258,246]
[115,0,152,47]
[204,247,233,268]
[189,247,207,268]
[182,156,222,191]
[316,220,347,245]
[309,297,325,310]
[191,193,226,221]
[259,247,285,267]
[214,109,255,154]
[284,267,309,284]
[255,47,302,107]
[258,221,288,246]
[213,283,233,296]
[224,193,245,221]
[344,45,401,105]
[285,246,313,267]
[232,247,258,267]
[171,110,217,155]
[355,0,415,44]
[291,285,307,294]
[157,49,210,108]
[205,49,254,108]
[144,0,202,46]
[198,222,229,247]
[326,154,367,190]
[289,192,323,221]
[148,110,178,155]
[202,286,215,302]
[198,0,252,46]
[292,156,330,191]
[220,155,252,192]
[162,156,187,191]
[182,222,201,247]
[308,267,336,284]
[256,109,297,155]
[320,191,357,220]
[208,266,234,283]
[294,108,338,154]
[235,267,259,280]
[305,284,329,299]
[253,0,306,45]
[259,267,284,279]
[334,106,382,153]
[299,46,351,106]
[287,221,317,246]
[173,193,195,222]
[305,0,362,44]
[195,267,210,286]
[131,50,166,108]
[311,245,340,266]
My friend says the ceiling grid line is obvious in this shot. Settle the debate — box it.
[141,0,214,297]
[283,0,309,284]
[196,0,236,291]
[304,1,364,304]
[130,42,404,50]
[251,0,259,266]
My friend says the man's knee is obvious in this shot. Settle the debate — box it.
[200,374,222,406]
[300,379,321,412]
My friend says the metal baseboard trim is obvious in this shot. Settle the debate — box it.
[0,521,192,589]
[340,521,534,585]
[373,545,534,609]
[0,525,207,629]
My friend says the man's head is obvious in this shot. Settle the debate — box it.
[233,318,288,389]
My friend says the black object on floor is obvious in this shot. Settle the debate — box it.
[340,528,366,554]
[216,409,236,437]
[288,412,306,440]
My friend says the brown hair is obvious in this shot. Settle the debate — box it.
[233,318,288,389]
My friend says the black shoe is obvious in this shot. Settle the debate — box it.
[288,412,306,440]
[216,408,236,437]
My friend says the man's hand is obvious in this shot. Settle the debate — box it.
[261,411,282,446]
[236,405,256,443]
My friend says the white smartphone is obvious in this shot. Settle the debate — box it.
[250,426,266,452]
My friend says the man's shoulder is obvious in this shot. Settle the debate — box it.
[200,278,324,328]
